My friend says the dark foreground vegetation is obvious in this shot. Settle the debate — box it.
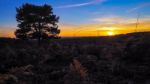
[0,32,150,84]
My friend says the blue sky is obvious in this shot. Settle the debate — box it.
[0,0,150,26]
[0,0,150,37]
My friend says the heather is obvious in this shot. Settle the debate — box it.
[0,32,150,84]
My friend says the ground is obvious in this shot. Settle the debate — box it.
[0,32,150,84]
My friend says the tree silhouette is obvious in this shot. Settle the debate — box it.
[15,3,60,44]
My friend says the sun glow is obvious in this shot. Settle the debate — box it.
[107,31,114,36]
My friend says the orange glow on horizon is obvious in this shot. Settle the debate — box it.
[0,29,150,38]
[0,21,150,38]
[0,28,15,38]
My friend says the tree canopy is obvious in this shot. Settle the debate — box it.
[15,3,60,43]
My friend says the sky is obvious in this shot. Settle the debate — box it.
[0,0,150,37]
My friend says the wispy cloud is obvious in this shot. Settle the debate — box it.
[56,0,106,8]
[92,15,150,25]
[93,16,124,24]
[128,2,150,12]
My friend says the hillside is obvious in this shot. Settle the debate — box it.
[0,32,150,84]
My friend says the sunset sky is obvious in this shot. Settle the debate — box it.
[0,0,150,37]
